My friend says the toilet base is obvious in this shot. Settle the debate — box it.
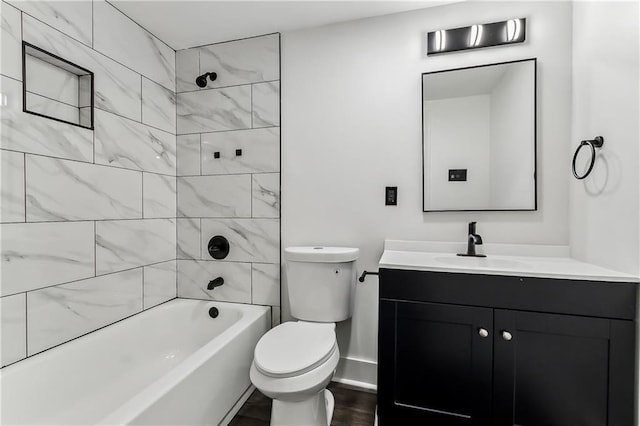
[270,389,334,426]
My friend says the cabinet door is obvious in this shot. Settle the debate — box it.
[493,310,635,426]
[378,300,493,425]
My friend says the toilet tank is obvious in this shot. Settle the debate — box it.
[285,246,359,322]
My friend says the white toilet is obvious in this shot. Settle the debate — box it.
[250,246,359,426]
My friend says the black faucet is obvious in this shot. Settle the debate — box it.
[457,222,486,257]
[207,277,224,290]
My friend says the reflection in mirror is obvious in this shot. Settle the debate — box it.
[422,58,536,212]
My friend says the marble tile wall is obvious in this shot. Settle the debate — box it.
[175,34,281,324]
[0,0,177,367]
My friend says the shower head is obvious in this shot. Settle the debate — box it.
[196,72,217,88]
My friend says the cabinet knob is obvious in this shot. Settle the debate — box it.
[478,328,489,338]
[502,331,513,341]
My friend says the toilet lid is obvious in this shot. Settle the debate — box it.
[254,322,337,378]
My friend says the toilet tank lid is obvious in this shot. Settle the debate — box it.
[285,246,359,263]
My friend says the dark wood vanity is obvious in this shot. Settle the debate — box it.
[377,268,637,426]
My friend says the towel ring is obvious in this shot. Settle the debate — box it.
[572,136,604,180]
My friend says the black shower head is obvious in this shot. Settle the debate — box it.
[196,72,217,88]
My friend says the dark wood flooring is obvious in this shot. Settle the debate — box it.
[229,382,377,426]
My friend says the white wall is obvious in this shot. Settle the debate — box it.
[569,1,639,276]
[425,95,491,210]
[282,1,572,386]
[569,2,639,423]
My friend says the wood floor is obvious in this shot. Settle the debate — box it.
[229,382,377,426]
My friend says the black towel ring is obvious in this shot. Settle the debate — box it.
[572,136,604,180]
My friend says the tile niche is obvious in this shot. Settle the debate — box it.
[22,42,93,129]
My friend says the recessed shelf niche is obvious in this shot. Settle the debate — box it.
[22,42,94,130]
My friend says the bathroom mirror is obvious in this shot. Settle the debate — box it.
[422,58,536,212]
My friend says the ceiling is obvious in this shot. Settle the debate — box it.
[110,1,457,50]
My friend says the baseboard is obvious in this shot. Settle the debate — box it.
[219,384,255,426]
[333,356,377,391]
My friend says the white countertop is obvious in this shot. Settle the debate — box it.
[379,240,639,283]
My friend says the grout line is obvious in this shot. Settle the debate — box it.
[178,125,279,137]
[140,75,143,122]
[5,295,178,366]
[20,10,173,92]
[141,172,145,218]
[180,31,280,51]
[277,33,282,323]
[1,258,177,300]
[91,0,94,49]
[24,90,84,109]
[0,148,177,178]
[177,79,280,95]
[24,291,28,358]
[94,220,97,276]
[22,153,27,222]
[103,0,177,51]
[199,133,203,175]
[95,106,176,136]
[11,216,177,225]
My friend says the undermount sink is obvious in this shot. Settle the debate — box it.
[434,256,523,270]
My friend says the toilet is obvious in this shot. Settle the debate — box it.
[250,246,359,426]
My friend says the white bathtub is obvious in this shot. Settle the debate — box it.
[0,299,270,425]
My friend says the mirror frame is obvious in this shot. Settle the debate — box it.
[421,58,537,213]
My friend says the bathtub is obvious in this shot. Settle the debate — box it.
[0,299,270,425]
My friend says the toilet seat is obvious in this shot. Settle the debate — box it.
[254,322,337,378]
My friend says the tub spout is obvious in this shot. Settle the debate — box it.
[207,277,224,290]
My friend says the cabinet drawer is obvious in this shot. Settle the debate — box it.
[379,268,637,320]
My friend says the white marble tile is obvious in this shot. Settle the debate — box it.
[1,2,22,81]
[25,155,142,221]
[177,134,200,176]
[1,221,95,296]
[142,77,176,134]
[93,0,175,91]
[7,0,92,46]
[177,175,251,218]
[177,86,251,134]
[201,127,280,175]
[176,48,199,93]
[95,109,177,175]
[199,34,279,89]
[23,15,142,121]
[0,293,26,367]
[252,173,280,218]
[252,263,280,306]
[271,306,281,327]
[177,218,201,260]
[1,149,25,223]
[143,173,176,219]
[25,92,80,125]
[95,219,176,275]
[144,260,176,309]
[1,75,93,162]
[252,81,280,128]
[27,268,143,355]
[25,54,79,106]
[177,260,251,303]
[200,219,279,263]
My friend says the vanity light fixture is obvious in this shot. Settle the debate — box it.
[426,18,526,55]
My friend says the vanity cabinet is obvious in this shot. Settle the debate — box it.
[377,269,637,426]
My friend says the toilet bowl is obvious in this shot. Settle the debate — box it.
[250,246,359,426]
[250,322,339,426]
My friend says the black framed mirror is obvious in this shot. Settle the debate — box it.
[422,58,537,212]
